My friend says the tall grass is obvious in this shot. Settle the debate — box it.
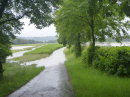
[0,63,44,97]
[64,48,130,97]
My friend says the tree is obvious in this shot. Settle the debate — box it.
[0,0,62,73]
[55,0,130,61]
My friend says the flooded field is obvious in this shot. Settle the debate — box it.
[21,47,66,67]
[12,46,34,50]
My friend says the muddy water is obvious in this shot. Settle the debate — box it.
[8,47,74,97]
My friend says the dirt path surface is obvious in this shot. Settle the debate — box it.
[8,48,74,97]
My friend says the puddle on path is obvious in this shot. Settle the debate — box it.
[21,47,67,67]
[8,47,74,97]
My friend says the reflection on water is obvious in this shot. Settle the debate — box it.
[21,47,66,67]
[12,46,34,50]
[7,46,42,60]
[7,51,30,59]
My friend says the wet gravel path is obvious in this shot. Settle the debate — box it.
[8,48,74,97]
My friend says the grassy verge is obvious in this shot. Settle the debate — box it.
[0,63,44,97]
[10,43,63,62]
[64,48,130,97]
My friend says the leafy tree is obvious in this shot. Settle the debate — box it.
[0,0,62,73]
[55,0,130,61]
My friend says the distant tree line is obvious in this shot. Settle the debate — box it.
[12,38,43,45]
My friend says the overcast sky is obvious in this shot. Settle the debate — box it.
[15,18,57,37]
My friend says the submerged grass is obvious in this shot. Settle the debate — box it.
[0,63,44,97]
[12,54,49,63]
[11,43,63,62]
[64,48,130,97]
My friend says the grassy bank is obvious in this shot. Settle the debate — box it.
[10,43,63,62]
[0,63,44,97]
[64,48,130,97]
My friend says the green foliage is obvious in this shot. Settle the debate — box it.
[65,48,130,97]
[0,0,62,71]
[91,46,130,77]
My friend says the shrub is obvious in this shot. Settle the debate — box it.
[93,46,130,77]
[83,46,130,77]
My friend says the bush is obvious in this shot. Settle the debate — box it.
[83,46,130,77]
[93,46,130,77]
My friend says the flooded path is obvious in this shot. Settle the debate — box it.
[8,48,74,97]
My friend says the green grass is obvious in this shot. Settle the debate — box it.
[10,43,63,62]
[0,63,44,97]
[64,48,130,97]
[24,43,63,55]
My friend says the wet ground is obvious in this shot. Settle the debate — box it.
[8,48,74,97]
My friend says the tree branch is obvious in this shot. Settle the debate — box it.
[0,11,31,25]
[0,0,8,20]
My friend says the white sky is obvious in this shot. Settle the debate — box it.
[15,18,57,37]
[16,17,130,37]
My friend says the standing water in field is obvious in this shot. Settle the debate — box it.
[8,47,74,97]
[21,47,67,67]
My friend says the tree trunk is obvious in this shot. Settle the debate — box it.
[0,62,3,79]
[0,62,3,71]
[75,33,81,57]
[90,18,95,64]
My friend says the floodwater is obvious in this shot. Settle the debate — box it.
[7,46,41,60]
[111,43,130,46]
[21,47,67,67]
[7,51,30,59]
[8,47,74,97]
[12,46,34,50]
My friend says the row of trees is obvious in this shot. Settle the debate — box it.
[0,0,62,73]
[12,38,43,45]
[55,0,130,60]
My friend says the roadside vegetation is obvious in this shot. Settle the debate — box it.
[0,63,44,97]
[64,47,130,97]
[10,43,63,62]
